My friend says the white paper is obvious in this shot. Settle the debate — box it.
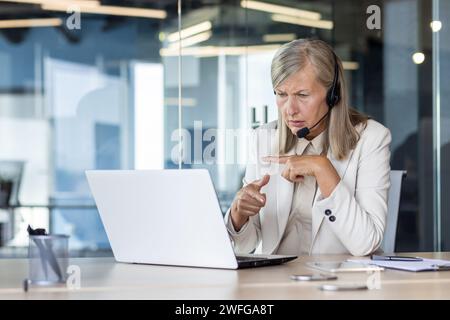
[348,258,450,272]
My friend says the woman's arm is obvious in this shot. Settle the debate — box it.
[312,156,341,198]
[224,129,264,254]
[262,154,341,197]
[314,127,392,256]
[264,124,392,256]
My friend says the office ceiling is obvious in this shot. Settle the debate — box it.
[0,0,336,46]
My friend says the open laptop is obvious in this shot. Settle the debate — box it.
[85,169,297,269]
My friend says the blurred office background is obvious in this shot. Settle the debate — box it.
[0,0,448,257]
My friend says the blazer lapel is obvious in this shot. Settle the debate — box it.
[275,148,295,244]
[260,128,295,254]
[260,127,357,254]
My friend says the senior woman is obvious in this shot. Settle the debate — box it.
[225,39,391,257]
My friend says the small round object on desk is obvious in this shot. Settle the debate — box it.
[329,215,336,222]
[291,274,338,281]
[319,283,368,291]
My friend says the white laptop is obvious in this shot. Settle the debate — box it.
[85,169,296,269]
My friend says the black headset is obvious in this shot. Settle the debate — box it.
[326,52,341,109]
[273,50,341,108]
[294,51,341,139]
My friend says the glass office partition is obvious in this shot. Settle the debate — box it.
[0,1,169,255]
[0,0,448,256]
[435,0,450,251]
[173,0,333,212]
[172,0,444,252]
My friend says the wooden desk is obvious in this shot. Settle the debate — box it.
[1,252,449,299]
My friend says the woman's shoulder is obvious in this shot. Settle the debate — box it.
[357,118,390,136]
[356,119,392,149]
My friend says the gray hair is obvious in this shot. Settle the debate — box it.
[271,38,368,160]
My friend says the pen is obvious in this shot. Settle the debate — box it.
[371,255,423,261]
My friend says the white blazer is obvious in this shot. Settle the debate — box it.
[225,119,392,257]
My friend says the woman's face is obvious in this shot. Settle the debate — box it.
[275,62,329,139]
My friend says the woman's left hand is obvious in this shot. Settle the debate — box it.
[262,155,341,197]
[262,155,323,182]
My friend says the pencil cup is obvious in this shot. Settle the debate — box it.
[28,234,69,285]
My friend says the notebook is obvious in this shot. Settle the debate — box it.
[348,258,450,272]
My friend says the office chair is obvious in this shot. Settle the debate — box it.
[381,170,407,253]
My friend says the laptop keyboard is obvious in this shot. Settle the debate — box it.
[236,256,269,262]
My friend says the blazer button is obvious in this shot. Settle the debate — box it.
[325,209,332,216]
[329,216,336,222]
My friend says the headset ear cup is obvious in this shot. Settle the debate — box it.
[327,83,340,109]
[331,95,338,108]
[326,90,332,108]
[333,83,341,107]
[326,89,336,108]
[327,52,341,109]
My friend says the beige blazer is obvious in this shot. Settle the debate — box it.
[225,119,391,257]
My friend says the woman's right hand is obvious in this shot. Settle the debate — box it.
[230,174,270,231]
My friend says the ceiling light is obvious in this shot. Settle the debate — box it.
[412,52,425,64]
[160,44,281,57]
[263,33,296,43]
[0,0,99,7]
[41,3,167,19]
[342,61,359,70]
[430,20,442,32]
[167,31,212,49]
[271,14,333,30]
[0,18,62,28]
[167,21,212,42]
[241,0,321,20]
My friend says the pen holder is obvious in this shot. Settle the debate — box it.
[28,234,69,285]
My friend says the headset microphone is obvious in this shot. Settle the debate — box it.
[296,110,330,138]
[296,52,341,139]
